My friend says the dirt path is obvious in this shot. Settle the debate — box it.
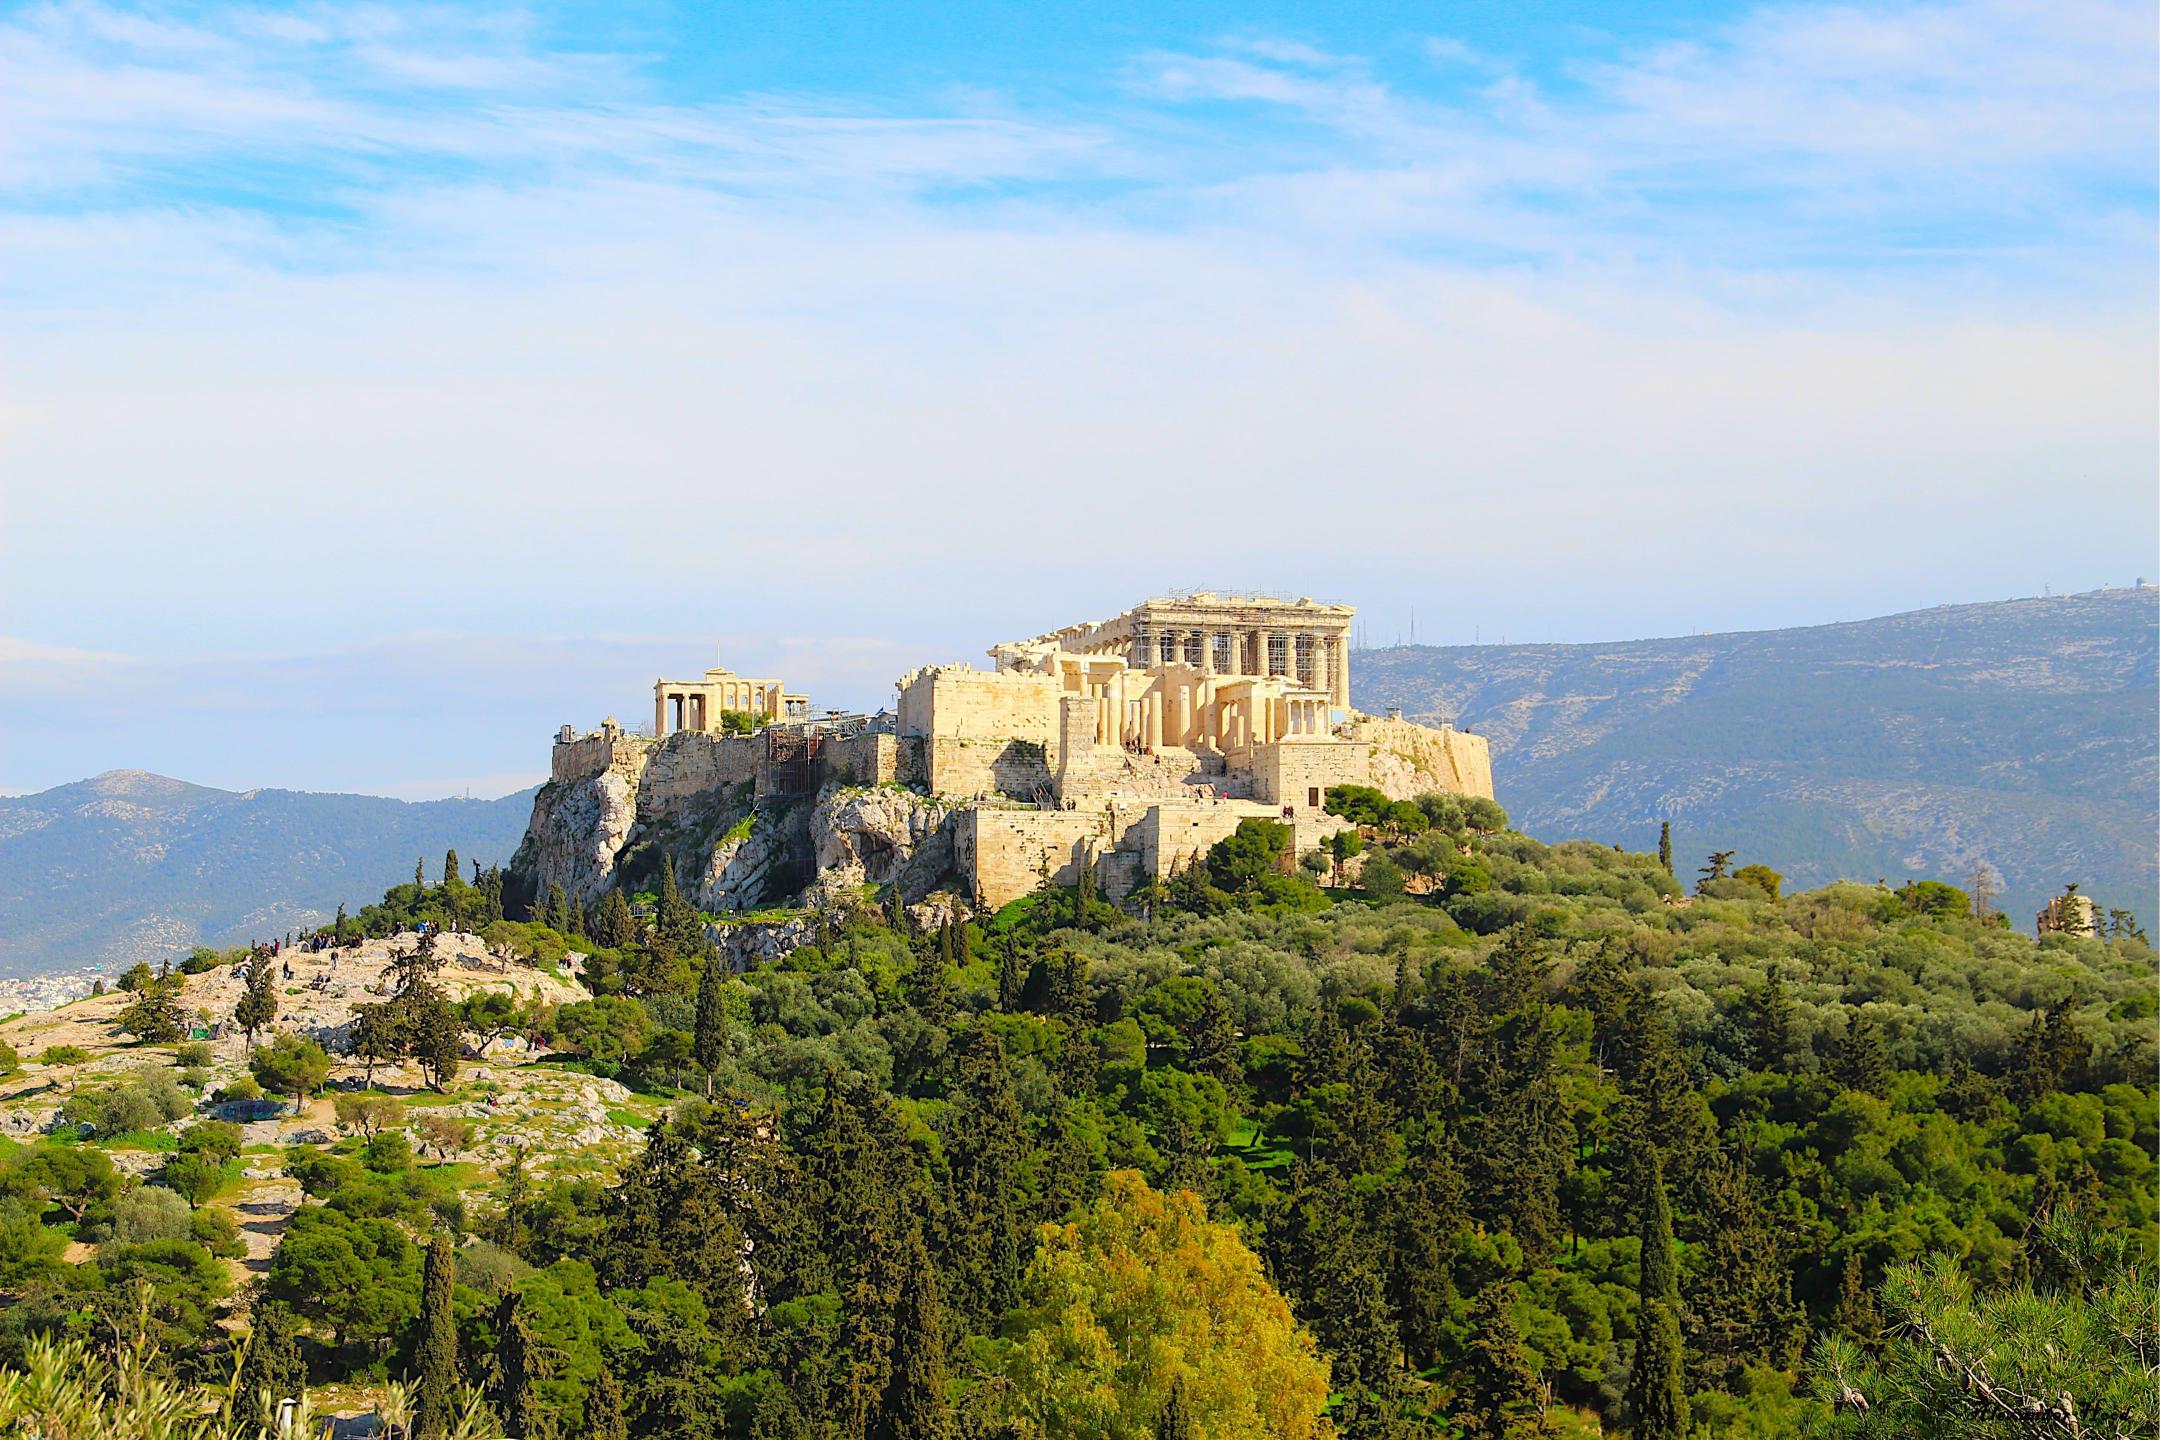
[229,1174,303,1281]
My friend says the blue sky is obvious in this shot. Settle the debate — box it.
[1,0,2154,796]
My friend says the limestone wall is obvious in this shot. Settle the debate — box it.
[925,737,1053,800]
[551,732,653,785]
[820,733,900,789]
[636,732,763,830]
[1251,737,1373,808]
[960,808,1118,908]
[1348,716,1495,800]
[899,667,1063,743]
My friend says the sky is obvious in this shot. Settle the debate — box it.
[1,0,2154,798]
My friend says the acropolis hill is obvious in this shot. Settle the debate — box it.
[509,593,1493,926]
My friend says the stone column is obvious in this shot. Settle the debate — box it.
[1145,692,1162,750]
[1329,636,1349,708]
[1201,631,1217,674]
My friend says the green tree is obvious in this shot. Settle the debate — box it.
[413,1233,458,1439]
[1698,850,1736,887]
[693,947,729,1097]
[1657,820,1672,875]
[236,1299,307,1422]
[250,1032,331,1115]
[442,849,462,889]
[588,1363,628,1440]
[1811,1211,2156,1438]
[233,955,279,1051]
[590,888,635,950]
[116,976,187,1044]
[1625,1147,1687,1440]
[877,1226,951,1440]
[1459,1279,1548,1440]
[1833,1010,1889,1097]
[495,1289,547,1440]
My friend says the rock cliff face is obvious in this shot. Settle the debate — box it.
[510,731,963,915]
[1350,716,1497,801]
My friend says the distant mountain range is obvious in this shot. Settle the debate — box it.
[3,589,2150,978]
[1350,587,2158,925]
[0,772,535,979]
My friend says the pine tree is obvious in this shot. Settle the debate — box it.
[413,1233,459,1440]
[1459,1279,1545,1440]
[587,1363,628,1440]
[694,945,729,1098]
[1657,821,1673,876]
[494,1290,546,1440]
[877,1226,952,1440]
[236,1300,306,1421]
[1743,970,1794,1071]
[1625,1147,1687,1440]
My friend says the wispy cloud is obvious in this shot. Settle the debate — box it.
[0,1,2150,795]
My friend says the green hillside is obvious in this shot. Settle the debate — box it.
[0,770,534,978]
[1351,587,2158,926]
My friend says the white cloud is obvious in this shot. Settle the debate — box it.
[0,0,2151,794]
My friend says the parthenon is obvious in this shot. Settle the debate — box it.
[986,593,1355,753]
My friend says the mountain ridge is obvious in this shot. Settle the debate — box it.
[0,772,535,979]
[1350,586,2157,923]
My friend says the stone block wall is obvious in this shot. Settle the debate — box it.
[820,733,900,789]
[1251,737,1373,808]
[636,732,764,830]
[551,732,652,785]
[960,808,1119,908]
[925,737,1053,800]
[899,667,1063,743]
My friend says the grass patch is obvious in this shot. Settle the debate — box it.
[606,1107,654,1130]
[101,1129,182,1152]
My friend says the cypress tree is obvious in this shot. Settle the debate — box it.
[1832,1250,1883,1345]
[877,1226,951,1440]
[333,903,348,943]
[587,1363,627,1440]
[694,945,729,1098]
[416,857,427,889]
[1157,1376,1196,1440]
[494,1290,546,1440]
[1459,1279,1543,1440]
[1657,821,1673,876]
[591,888,634,949]
[413,1233,459,1440]
[995,932,1026,1012]
[1625,1148,1688,1440]
[234,955,278,1050]
[656,856,697,943]
[442,849,461,887]
[908,945,957,1028]
[1833,1010,1889,1096]
[942,1030,1028,1327]
[236,1300,306,1421]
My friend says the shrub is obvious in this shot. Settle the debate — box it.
[173,1042,214,1068]
[178,947,222,976]
[212,1076,264,1105]
[0,1042,18,1077]
[37,1045,90,1067]
[111,1185,194,1245]
[59,1073,194,1139]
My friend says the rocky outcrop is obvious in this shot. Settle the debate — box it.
[511,767,641,905]
[694,802,809,912]
[1351,716,1496,801]
[812,786,961,897]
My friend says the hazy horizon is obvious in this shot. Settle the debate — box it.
[4,0,2154,797]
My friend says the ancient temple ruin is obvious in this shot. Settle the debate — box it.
[653,661,809,735]
[529,592,1493,917]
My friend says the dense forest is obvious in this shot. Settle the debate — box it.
[0,794,2152,1438]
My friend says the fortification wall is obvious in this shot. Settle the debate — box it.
[925,738,1053,800]
[636,732,763,830]
[819,733,900,789]
[960,808,1118,909]
[899,667,1063,743]
[551,733,653,785]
